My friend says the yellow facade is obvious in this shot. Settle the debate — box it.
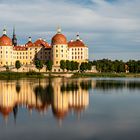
[0,28,88,71]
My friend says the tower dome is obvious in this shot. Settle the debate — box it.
[51,27,67,45]
[0,29,12,46]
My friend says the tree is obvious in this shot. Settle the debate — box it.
[35,59,43,72]
[46,60,53,72]
[66,60,71,71]
[60,60,66,71]
[15,60,21,72]
[80,62,87,72]
[87,62,92,70]
[70,61,75,71]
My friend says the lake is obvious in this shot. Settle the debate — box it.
[0,78,140,140]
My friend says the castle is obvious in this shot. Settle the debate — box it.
[0,27,88,72]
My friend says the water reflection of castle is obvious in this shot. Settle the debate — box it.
[0,78,93,123]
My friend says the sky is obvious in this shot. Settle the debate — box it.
[0,0,140,61]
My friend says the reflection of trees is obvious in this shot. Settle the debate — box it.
[61,82,79,92]
[44,83,54,104]
[80,80,92,90]
[61,80,92,92]
[95,80,140,91]
[34,82,53,106]
[16,82,21,94]
[34,85,46,105]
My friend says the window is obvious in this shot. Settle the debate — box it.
[56,54,58,57]
[56,50,58,52]
[56,61,58,64]
[61,46,63,48]
[61,50,63,52]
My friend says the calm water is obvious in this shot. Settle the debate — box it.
[0,78,140,140]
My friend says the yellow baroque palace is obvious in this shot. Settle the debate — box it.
[0,27,88,72]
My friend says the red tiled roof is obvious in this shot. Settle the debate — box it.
[25,41,35,47]
[34,39,52,48]
[13,46,28,51]
[0,35,12,46]
[68,40,86,48]
[52,33,67,45]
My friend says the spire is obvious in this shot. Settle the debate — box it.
[12,26,17,46]
[3,27,7,35]
[76,33,80,40]
[13,26,15,35]
[57,26,61,34]
[28,37,32,42]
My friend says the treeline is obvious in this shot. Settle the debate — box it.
[60,60,92,72]
[91,59,140,73]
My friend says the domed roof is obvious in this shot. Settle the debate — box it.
[0,35,12,46]
[51,27,67,45]
[68,35,86,48]
[68,40,86,47]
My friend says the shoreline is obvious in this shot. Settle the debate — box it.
[0,71,140,80]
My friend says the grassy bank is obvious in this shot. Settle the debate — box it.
[72,72,140,78]
[0,71,140,80]
[0,71,45,80]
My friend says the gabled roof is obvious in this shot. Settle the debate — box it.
[25,38,51,49]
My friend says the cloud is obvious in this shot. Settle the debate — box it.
[0,0,139,60]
